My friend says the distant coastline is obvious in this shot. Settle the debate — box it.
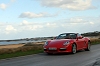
[0,40,46,45]
[0,37,53,45]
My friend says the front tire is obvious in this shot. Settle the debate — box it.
[85,41,91,51]
[72,44,77,54]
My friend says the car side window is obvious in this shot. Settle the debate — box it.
[70,34,77,39]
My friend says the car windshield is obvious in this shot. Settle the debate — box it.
[57,33,77,39]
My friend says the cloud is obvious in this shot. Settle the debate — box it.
[0,3,7,10]
[46,23,58,28]
[11,0,16,2]
[70,18,83,23]
[0,0,16,10]
[20,20,31,25]
[19,20,44,31]
[89,22,94,25]
[13,17,100,33]
[5,25,17,34]
[38,0,96,10]
[0,16,100,39]
[19,12,58,18]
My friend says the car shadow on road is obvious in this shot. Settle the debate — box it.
[40,50,87,56]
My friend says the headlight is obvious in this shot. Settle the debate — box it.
[63,41,70,46]
[44,41,48,46]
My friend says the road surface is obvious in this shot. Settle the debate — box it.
[0,44,100,66]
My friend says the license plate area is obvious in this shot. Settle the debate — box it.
[48,48,57,50]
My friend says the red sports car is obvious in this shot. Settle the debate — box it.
[43,33,91,54]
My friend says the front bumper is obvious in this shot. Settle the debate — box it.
[44,46,72,53]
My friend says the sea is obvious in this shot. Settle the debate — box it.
[0,40,46,45]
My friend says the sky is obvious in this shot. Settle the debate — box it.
[0,0,100,40]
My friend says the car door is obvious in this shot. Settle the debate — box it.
[82,38,87,48]
[76,34,84,50]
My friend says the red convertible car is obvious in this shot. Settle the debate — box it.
[43,33,91,54]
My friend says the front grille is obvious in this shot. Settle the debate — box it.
[60,48,66,51]
[60,49,66,51]
[48,50,57,52]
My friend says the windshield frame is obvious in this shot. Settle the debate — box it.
[56,33,77,39]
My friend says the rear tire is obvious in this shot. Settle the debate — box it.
[72,44,77,54]
[85,41,91,51]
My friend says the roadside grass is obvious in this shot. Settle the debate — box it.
[0,49,43,59]
[0,43,44,59]
[0,39,100,59]
[90,38,100,45]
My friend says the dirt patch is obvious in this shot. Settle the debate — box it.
[0,41,45,49]
[0,44,25,49]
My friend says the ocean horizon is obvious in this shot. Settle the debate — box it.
[0,40,46,45]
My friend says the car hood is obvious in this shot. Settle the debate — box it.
[47,39,71,47]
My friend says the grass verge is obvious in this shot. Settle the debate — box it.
[91,38,100,45]
[0,43,44,59]
[0,49,43,59]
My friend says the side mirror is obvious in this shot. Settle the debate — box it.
[78,36,83,39]
[53,37,57,40]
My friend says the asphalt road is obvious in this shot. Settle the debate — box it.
[0,44,100,66]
